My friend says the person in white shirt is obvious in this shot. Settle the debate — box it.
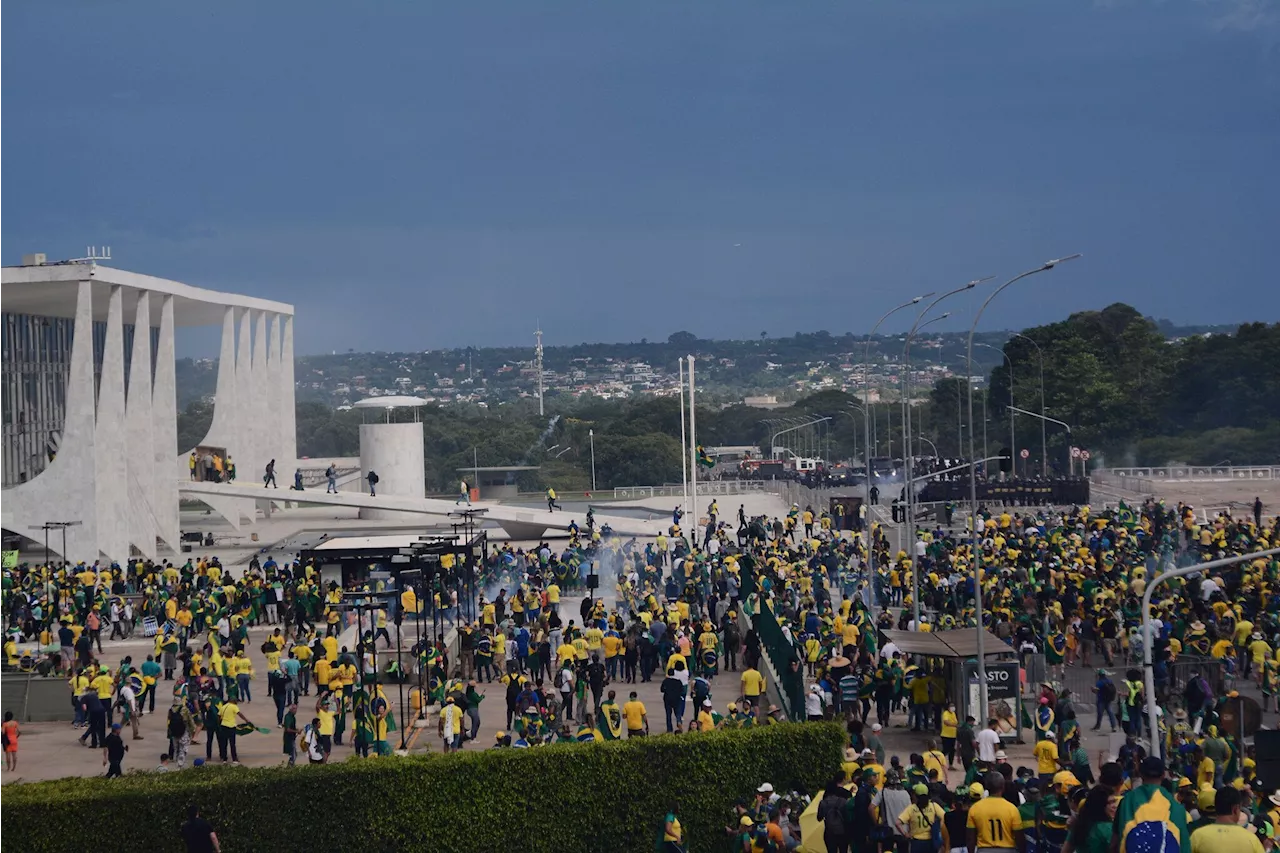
[976,718,1002,763]
[881,641,901,660]
[805,684,825,721]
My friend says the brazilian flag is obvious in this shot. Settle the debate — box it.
[696,445,715,469]
[1113,783,1190,853]
[1116,502,1137,530]
[1046,631,1067,665]
[599,701,623,740]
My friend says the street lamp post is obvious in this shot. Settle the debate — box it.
[966,254,1080,716]
[679,360,688,512]
[975,343,1016,481]
[901,277,988,629]
[1008,407,1073,475]
[1011,333,1046,476]
[863,294,933,611]
[589,429,596,491]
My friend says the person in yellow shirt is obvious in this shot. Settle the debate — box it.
[315,696,337,762]
[216,697,254,764]
[967,773,1023,851]
[940,702,959,768]
[557,640,577,667]
[622,691,648,736]
[322,633,338,662]
[545,582,560,616]
[233,650,255,703]
[923,739,949,788]
[292,642,313,695]
[741,666,766,707]
[314,657,333,694]
[1248,632,1271,684]
[1034,732,1060,782]
[1191,787,1264,853]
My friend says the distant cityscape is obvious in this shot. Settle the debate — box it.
[174,319,1240,411]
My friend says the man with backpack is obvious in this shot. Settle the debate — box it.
[167,698,197,769]
[366,470,379,497]
[1091,668,1118,732]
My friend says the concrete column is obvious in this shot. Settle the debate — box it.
[193,306,245,531]
[280,315,297,465]
[358,421,425,521]
[126,290,158,558]
[252,310,271,479]
[235,308,255,483]
[95,285,129,562]
[153,294,180,550]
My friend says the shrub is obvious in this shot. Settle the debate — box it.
[3,722,843,853]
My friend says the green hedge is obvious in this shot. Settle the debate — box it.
[4,723,844,853]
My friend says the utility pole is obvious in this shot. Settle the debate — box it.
[687,355,697,543]
[535,324,544,417]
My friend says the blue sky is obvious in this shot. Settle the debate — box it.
[4,1,1278,355]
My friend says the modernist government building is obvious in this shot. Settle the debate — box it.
[2,257,297,562]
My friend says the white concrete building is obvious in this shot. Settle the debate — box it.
[2,260,296,561]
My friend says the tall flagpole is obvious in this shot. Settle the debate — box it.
[687,355,698,545]
[679,358,689,514]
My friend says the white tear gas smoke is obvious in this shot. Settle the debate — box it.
[524,415,561,462]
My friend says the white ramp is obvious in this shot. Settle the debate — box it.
[178,480,666,539]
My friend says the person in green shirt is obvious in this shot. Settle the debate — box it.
[1064,785,1116,853]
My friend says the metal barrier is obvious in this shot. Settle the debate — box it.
[1058,656,1225,715]
[1098,466,1280,483]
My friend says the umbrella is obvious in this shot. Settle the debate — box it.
[798,796,827,853]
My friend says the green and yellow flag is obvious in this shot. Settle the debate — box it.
[696,445,715,469]
[1115,782,1190,853]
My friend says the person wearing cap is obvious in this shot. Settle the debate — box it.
[438,696,464,753]
[1189,787,1217,833]
[1201,726,1231,788]
[1114,756,1192,853]
[806,683,825,722]
[1190,786,1263,852]
[1251,632,1273,688]
[1034,731,1060,786]
[874,770,912,849]
[867,722,886,766]
[944,784,977,853]
[897,782,947,852]
[102,722,128,778]
[731,814,757,852]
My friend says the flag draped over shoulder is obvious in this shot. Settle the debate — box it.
[1116,783,1190,853]
[599,701,622,740]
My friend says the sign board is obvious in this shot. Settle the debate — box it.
[1081,450,1091,461]
[1020,449,1030,459]
[1071,447,1082,458]
[1219,695,1262,738]
[965,661,1022,740]
[1,550,18,569]
[983,662,1020,700]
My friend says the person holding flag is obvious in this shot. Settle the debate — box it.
[1113,756,1191,853]
[598,689,624,740]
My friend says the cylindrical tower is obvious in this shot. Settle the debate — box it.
[353,396,427,521]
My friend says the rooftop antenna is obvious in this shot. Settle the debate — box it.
[535,322,545,416]
[67,246,112,264]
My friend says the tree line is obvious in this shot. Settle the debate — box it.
[174,304,1279,492]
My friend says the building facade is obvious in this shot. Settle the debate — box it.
[1,261,296,561]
